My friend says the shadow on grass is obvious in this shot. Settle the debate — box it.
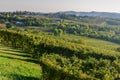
[0,51,31,58]
[0,55,39,64]
[11,74,41,80]
[0,48,24,54]
[0,46,39,64]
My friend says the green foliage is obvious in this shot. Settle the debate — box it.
[0,29,119,80]
[0,11,120,80]
[0,12,51,27]
[116,47,120,52]
[6,23,13,28]
[40,54,120,80]
[0,19,5,23]
[1,11,120,45]
[54,28,63,37]
[40,54,92,80]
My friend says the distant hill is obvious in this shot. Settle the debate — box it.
[2,11,120,19]
[58,11,120,19]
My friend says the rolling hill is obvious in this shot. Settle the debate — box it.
[59,11,120,19]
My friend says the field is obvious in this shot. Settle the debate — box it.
[43,33,120,53]
[60,34,120,52]
[0,44,42,80]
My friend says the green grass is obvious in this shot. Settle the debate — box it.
[59,34,120,52]
[0,44,42,80]
[84,37,120,51]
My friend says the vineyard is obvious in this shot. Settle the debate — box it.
[0,29,119,80]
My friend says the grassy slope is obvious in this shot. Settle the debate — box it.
[60,34,120,52]
[0,44,42,80]
[35,32,120,52]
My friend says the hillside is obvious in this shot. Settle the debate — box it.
[0,29,119,80]
[1,11,120,45]
[0,44,42,80]
[0,11,120,79]
[59,34,120,52]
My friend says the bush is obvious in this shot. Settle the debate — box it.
[116,47,120,52]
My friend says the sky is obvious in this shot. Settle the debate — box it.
[0,0,120,13]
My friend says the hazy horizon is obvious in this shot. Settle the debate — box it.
[0,0,120,13]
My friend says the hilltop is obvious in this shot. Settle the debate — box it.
[58,11,120,19]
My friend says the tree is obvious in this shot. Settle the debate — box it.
[58,29,63,36]
[6,23,13,29]
[54,29,63,37]
[54,29,59,36]
[0,19,5,23]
